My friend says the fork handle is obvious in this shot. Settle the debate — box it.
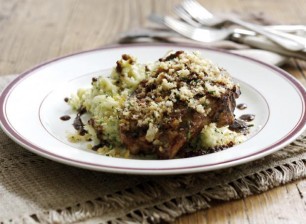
[232,34,306,61]
[229,17,305,52]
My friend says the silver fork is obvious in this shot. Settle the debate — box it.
[178,0,305,51]
[149,14,255,42]
[148,14,306,60]
[175,5,306,35]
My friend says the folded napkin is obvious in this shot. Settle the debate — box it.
[0,74,306,224]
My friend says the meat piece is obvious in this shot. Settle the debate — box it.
[120,90,238,159]
[208,91,237,127]
[119,51,240,159]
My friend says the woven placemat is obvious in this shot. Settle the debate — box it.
[0,75,305,224]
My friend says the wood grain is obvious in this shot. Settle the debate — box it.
[0,0,305,223]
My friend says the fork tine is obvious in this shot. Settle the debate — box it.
[164,17,221,42]
[180,0,203,22]
[165,17,194,36]
[148,14,231,43]
[181,0,215,23]
[168,16,233,42]
[174,5,201,27]
[186,0,212,16]
[182,0,205,20]
[148,14,192,38]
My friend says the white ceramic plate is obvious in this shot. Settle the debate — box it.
[1,44,305,175]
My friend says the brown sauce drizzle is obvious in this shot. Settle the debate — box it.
[239,114,255,122]
[237,103,247,110]
[116,54,135,73]
[145,65,150,72]
[116,61,122,73]
[92,140,109,151]
[122,54,132,61]
[73,107,87,136]
[60,115,71,121]
[229,119,249,134]
[91,77,98,84]
[179,142,234,158]
[92,143,104,151]
[64,97,69,103]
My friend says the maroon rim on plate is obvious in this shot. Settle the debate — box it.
[0,43,306,174]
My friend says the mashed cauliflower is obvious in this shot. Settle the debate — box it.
[68,54,146,146]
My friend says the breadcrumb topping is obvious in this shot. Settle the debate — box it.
[120,51,239,143]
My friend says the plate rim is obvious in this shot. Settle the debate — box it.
[1,43,306,174]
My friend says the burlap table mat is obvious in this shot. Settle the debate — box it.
[0,74,305,224]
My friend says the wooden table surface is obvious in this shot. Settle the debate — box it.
[1,0,306,223]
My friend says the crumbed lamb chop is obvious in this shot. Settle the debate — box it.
[119,51,240,159]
